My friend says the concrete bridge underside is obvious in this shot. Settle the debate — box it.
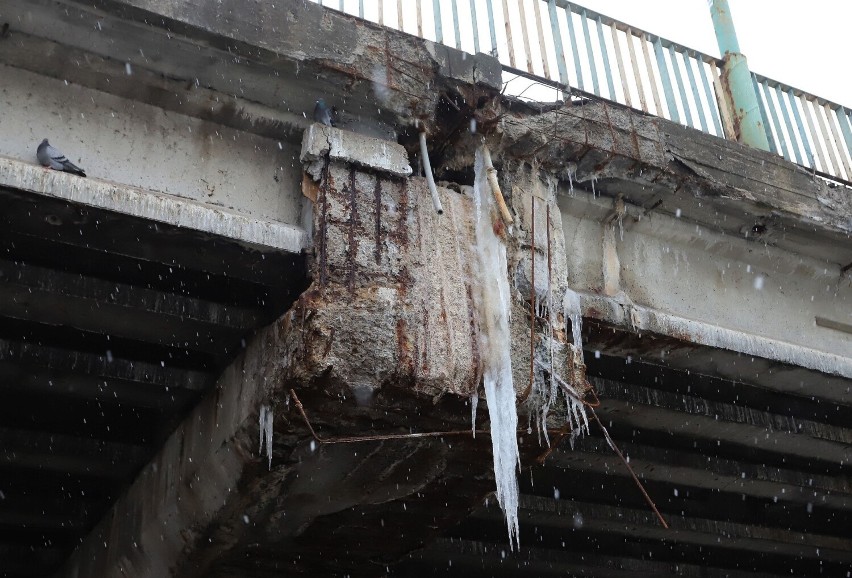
[0,1,850,577]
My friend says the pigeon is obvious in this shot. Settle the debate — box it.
[37,139,86,177]
[313,98,336,127]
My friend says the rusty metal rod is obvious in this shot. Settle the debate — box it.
[291,388,495,443]
[520,195,536,403]
[588,407,669,529]
[290,386,667,529]
[480,145,514,225]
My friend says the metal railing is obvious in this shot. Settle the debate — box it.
[314,0,852,184]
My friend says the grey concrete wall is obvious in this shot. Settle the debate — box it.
[560,189,852,359]
[0,64,303,225]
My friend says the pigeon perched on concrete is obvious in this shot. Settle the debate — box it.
[313,98,336,127]
[37,139,86,177]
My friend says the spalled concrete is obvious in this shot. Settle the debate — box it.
[301,124,412,178]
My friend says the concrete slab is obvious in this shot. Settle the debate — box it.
[0,157,307,254]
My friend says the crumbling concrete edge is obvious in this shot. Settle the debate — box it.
[300,124,412,178]
[580,291,852,381]
[60,323,283,578]
[0,157,308,253]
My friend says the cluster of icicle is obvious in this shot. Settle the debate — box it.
[470,150,594,549]
[526,282,590,452]
[471,148,521,550]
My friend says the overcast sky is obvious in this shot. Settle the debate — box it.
[573,0,849,107]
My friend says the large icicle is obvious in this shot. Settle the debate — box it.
[472,148,521,550]
[259,404,273,470]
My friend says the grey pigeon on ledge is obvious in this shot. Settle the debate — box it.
[313,98,336,127]
[37,139,86,177]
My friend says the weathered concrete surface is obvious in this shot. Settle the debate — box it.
[473,100,852,265]
[0,156,307,254]
[301,123,412,178]
[0,64,304,225]
[1,0,502,146]
[61,320,284,578]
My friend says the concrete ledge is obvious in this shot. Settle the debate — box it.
[0,157,307,253]
[300,124,412,177]
[579,291,852,382]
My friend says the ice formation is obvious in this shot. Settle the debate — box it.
[470,392,479,437]
[472,148,521,550]
[259,404,273,470]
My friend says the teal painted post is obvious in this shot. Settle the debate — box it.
[709,0,770,150]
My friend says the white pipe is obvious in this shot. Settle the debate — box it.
[419,130,443,214]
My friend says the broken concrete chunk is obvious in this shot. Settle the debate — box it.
[300,124,412,178]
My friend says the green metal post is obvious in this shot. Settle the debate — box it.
[709,0,770,150]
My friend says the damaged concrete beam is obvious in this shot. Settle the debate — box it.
[300,124,412,178]
[489,100,852,253]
